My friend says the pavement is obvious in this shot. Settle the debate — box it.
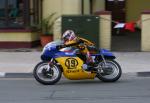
[0,48,150,78]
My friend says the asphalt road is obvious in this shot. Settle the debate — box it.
[0,75,150,103]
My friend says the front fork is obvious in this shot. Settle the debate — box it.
[98,54,114,75]
[100,54,107,65]
[96,54,108,73]
[48,58,54,69]
[45,58,55,76]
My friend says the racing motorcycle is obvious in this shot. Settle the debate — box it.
[33,40,122,85]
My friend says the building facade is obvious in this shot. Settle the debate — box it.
[0,0,150,51]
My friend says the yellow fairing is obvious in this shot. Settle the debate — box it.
[55,57,96,80]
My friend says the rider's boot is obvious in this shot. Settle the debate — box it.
[82,55,98,71]
[82,62,98,71]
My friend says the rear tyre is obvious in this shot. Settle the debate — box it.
[33,61,62,85]
[96,59,122,82]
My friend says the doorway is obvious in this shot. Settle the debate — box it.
[105,0,141,51]
[105,0,126,22]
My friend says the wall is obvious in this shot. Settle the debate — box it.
[0,32,39,42]
[0,31,40,48]
[141,11,150,51]
[126,0,150,22]
[43,0,62,18]
[83,0,105,14]
[43,0,82,18]
[62,0,81,14]
[99,11,111,50]
[93,0,105,13]
[83,0,90,14]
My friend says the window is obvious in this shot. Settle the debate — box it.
[0,0,6,28]
[30,0,42,26]
[0,0,42,29]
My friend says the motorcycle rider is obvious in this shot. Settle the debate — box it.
[57,30,97,70]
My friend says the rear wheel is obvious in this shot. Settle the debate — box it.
[33,61,62,85]
[96,59,122,82]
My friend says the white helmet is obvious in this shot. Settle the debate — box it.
[62,30,76,42]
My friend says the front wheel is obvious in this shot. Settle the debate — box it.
[33,61,62,85]
[96,59,122,82]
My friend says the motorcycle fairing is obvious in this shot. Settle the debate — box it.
[41,47,77,61]
[92,49,116,59]
[55,57,96,80]
[41,48,115,62]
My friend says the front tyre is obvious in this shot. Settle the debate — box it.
[97,59,122,82]
[33,61,62,85]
